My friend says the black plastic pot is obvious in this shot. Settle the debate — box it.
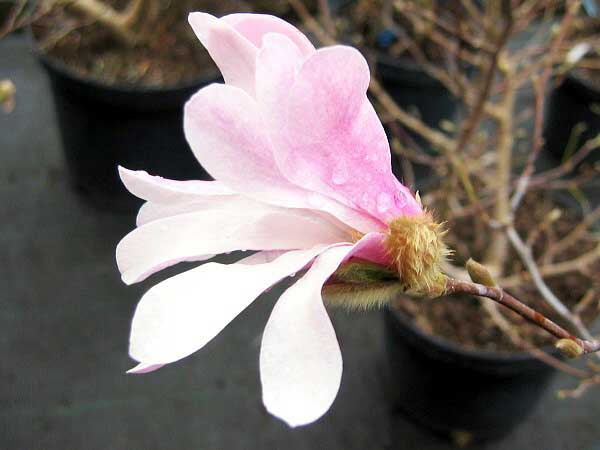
[376,55,458,188]
[544,72,600,165]
[384,305,557,442]
[35,47,217,211]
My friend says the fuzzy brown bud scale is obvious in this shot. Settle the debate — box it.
[385,212,450,298]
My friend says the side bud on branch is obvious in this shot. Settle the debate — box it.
[0,79,16,113]
[466,258,497,287]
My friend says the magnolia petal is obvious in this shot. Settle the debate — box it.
[223,13,315,57]
[237,250,287,265]
[188,12,257,95]
[135,193,254,226]
[129,245,338,365]
[184,83,302,203]
[260,233,382,427]
[117,205,351,285]
[256,33,304,129]
[260,245,352,427]
[184,83,384,233]
[119,167,233,203]
[126,362,164,374]
[348,232,392,266]
[272,46,422,222]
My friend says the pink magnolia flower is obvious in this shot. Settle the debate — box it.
[116,12,424,427]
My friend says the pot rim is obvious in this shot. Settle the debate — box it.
[563,69,600,101]
[387,301,558,364]
[28,26,220,94]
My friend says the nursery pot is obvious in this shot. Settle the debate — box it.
[35,48,217,211]
[384,303,557,442]
[376,55,458,187]
[543,71,600,165]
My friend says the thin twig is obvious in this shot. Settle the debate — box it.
[511,3,580,211]
[500,243,600,288]
[445,278,600,355]
[506,225,598,347]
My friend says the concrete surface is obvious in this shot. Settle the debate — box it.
[1,34,599,450]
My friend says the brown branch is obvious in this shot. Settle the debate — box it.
[317,0,334,37]
[369,78,455,153]
[57,0,149,46]
[544,207,600,261]
[528,135,600,188]
[445,278,600,356]
[500,243,600,288]
[505,225,598,345]
[480,300,590,379]
[510,3,580,211]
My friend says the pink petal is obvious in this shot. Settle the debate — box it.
[126,362,164,374]
[184,83,300,203]
[256,33,304,129]
[116,204,352,285]
[184,83,385,233]
[346,232,392,266]
[119,167,233,203]
[260,233,382,427]
[129,245,338,365]
[223,13,315,57]
[188,12,257,95]
[270,46,422,222]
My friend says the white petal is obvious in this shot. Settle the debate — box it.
[117,204,352,284]
[129,245,338,365]
[119,167,233,203]
[136,193,247,226]
[236,250,287,265]
[188,12,257,95]
[260,245,354,427]
[126,362,164,374]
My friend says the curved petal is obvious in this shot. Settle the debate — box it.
[117,203,352,284]
[347,232,392,266]
[236,250,287,265]
[184,83,385,233]
[256,33,304,129]
[119,167,233,203]
[270,46,422,222]
[184,83,296,203]
[126,362,164,374]
[136,194,247,226]
[260,233,383,427]
[129,245,338,365]
[223,13,315,57]
[188,12,257,95]
[260,245,350,427]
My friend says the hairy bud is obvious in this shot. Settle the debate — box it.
[385,212,450,297]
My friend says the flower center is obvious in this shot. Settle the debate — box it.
[385,212,450,297]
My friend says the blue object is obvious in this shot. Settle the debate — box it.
[583,0,598,17]
[377,28,397,49]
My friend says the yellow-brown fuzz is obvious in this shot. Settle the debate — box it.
[385,211,451,297]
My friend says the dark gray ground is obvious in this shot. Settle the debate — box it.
[1,34,599,450]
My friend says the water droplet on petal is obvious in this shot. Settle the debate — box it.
[359,192,371,209]
[376,192,393,213]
